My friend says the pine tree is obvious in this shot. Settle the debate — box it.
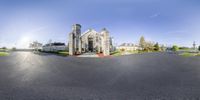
[154,42,160,51]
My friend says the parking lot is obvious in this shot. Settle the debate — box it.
[0,52,200,100]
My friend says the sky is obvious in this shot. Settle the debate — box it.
[0,0,200,48]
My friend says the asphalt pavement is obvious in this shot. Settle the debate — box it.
[0,52,200,100]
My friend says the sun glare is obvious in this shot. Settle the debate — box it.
[21,37,30,43]
[18,36,31,49]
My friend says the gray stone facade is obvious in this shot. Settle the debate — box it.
[68,24,111,56]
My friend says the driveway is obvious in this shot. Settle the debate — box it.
[0,52,200,100]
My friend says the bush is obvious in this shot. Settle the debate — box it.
[2,47,7,50]
[179,47,190,50]
[12,47,16,51]
[196,53,200,56]
[120,49,125,52]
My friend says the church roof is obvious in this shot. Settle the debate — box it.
[81,29,98,37]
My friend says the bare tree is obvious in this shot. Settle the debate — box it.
[160,45,165,51]
[145,41,154,52]
[139,36,146,50]
[29,41,43,52]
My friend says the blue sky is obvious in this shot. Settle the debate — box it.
[0,0,200,48]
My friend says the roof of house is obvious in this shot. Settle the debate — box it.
[119,43,135,47]
[43,42,65,47]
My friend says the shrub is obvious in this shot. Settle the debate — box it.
[120,49,125,52]
[12,47,16,51]
[2,47,7,50]
[172,45,179,51]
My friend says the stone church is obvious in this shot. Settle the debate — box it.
[68,24,112,56]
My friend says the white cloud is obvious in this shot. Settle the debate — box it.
[150,13,160,18]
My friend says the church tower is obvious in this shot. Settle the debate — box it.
[72,24,81,53]
[69,24,82,55]
[101,28,110,56]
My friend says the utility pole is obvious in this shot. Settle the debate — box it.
[193,41,196,51]
[48,39,52,52]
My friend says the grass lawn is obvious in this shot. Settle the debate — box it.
[111,51,122,56]
[58,51,69,56]
[179,52,200,57]
[111,50,139,56]
[0,52,9,56]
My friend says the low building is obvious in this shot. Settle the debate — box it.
[42,42,66,52]
[117,43,141,51]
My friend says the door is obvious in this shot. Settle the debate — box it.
[88,38,93,52]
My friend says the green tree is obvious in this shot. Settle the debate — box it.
[139,36,145,50]
[172,45,179,51]
[2,47,7,50]
[198,46,200,51]
[154,42,160,51]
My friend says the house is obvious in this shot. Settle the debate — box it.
[117,43,141,51]
[42,42,66,52]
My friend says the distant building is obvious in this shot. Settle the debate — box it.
[117,43,141,51]
[68,24,113,55]
[42,42,66,52]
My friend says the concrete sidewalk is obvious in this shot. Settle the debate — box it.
[76,52,99,57]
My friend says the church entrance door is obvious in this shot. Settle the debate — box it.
[88,37,93,52]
